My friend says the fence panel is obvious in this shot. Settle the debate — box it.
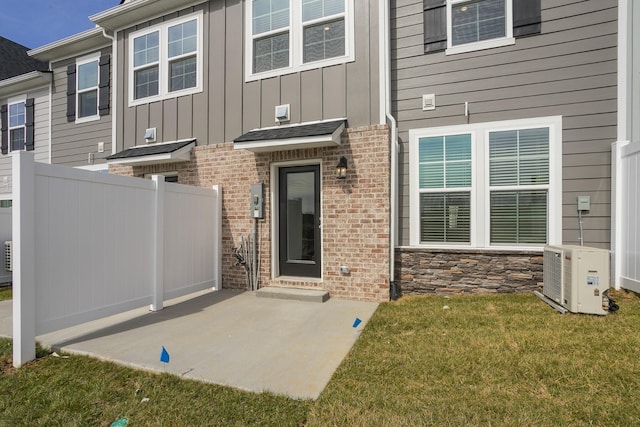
[163,182,220,299]
[33,164,156,334]
[12,152,221,366]
[620,144,640,292]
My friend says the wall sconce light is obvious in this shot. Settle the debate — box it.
[336,156,348,179]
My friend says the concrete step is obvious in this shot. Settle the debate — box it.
[255,287,330,303]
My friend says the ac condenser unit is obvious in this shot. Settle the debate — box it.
[542,245,610,315]
[4,241,12,272]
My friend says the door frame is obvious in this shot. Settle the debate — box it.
[270,159,323,280]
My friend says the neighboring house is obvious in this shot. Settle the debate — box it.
[28,28,113,172]
[0,36,51,201]
[613,0,640,293]
[392,0,618,294]
[90,0,393,301]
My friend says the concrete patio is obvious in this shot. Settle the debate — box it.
[0,289,379,399]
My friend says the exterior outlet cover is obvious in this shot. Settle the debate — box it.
[422,94,436,111]
[275,104,290,122]
[98,142,105,153]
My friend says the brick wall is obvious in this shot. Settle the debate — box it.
[395,248,544,295]
[109,124,391,302]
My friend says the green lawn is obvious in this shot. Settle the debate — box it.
[1,290,639,426]
[0,286,11,301]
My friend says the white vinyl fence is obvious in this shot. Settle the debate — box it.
[617,142,640,293]
[12,151,221,366]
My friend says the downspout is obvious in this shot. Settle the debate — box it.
[380,0,399,300]
[101,28,118,157]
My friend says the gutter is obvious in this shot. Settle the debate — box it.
[379,0,399,300]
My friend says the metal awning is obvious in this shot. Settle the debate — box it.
[106,139,195,166]
[233,119,346,152]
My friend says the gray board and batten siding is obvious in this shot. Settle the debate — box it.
[392,0,617,249]
[50,46,113,167]
[114,0,382,152]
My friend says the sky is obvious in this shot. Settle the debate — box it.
[0,0,121,50]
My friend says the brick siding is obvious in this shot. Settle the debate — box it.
[109,124,391,302]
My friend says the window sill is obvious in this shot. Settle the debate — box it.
[445,37,515,56]
[245,54,355,83]
[128,85,203,108]
[75,115,101,125]
[398,245,545,254]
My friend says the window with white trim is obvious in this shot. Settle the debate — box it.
[447,0,513,54]
[129,12,202,105]
[8,100,26,151]
[423,0,541,55]
[409,116,561,249]
[76,55,100,120]
[247,0,354,80]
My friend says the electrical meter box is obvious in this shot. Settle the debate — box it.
[250,183,264,219]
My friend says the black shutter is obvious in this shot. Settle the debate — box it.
[0,105,7,155]
[25,98,35,151]
[513,0,541,37]
[98,54,110,116]
[66,64,76,122]
[424,0,447,53]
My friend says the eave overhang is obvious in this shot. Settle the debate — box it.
[0,71,52,98]
[106,139,195,166]
[233,119,346,153]
[28,28,110,63]
[91,0,209,32]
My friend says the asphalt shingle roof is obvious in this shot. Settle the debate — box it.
[106,139,195,160]
[234,119,346,143]
[0,36,48,81]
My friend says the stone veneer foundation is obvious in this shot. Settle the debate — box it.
[109,124,391,302]
[395,248,544,295]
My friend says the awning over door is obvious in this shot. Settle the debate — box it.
[233,119,346,152]
[106,139,195,166]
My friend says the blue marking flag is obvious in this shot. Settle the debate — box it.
[352,317,362,328]
[160,346,170,364]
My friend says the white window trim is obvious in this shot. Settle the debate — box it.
[128,11,203,107]
[76,53,101,124]
[445,0,515,56]
[409,116,562,250]
[7,95,26,153]
[245,0,355,82]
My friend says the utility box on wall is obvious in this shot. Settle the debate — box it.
[250,183,264,219]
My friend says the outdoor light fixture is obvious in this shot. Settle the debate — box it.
[336,156,348,179]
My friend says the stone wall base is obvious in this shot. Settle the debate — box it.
[395,248,544,295]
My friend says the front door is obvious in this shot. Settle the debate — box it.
[278,165,321,278]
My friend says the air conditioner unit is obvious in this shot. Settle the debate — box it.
[4,241,12,272]
[542,245,610,315]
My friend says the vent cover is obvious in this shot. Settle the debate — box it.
[422,94,436,111]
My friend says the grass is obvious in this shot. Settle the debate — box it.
[0,285,11,301]
[1,290,639,426]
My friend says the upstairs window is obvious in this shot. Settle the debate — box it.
[66,54,110,122]
[77,55,100,120]
[247,0,354,81]
[423,0,540,54]
[8,101,26,151]
[129,12,203,105]
[1,97,35,154]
